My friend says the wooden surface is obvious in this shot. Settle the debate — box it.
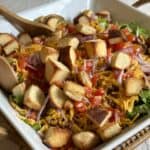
[0,0,149,150]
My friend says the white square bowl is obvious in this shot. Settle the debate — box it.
[0,0,150,150]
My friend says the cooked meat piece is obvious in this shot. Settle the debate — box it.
[45,58,70,84]
[0,33,14,46]
[78,71,92,87]
[57,37,79,49]
[18,33,32,46]
[0,56,18,91]
[39,46,59,63]
[44,127,71,148]
[63,81,85,101]
[72,131,99,149]
[125,78,144,96]
[87,108,112,127]
[97,122,121,141]
[84,39,107,58]
[49,84,68,108]
[108,37,123,45]
[12,82,26,97]
[77,24,96,35]
[111,52,131,69]
[3,40,19,55]
[59,46,76,69]
[23,85,45,111]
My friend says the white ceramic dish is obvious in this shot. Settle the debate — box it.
[0,0,150,150]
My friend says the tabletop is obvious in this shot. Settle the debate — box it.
[0,0,149,150]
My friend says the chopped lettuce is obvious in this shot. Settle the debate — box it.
[98,17,109,30]
[127,89,150,119]
[120,22,150,39]
[12,95,24,105]
[32,123,41,131]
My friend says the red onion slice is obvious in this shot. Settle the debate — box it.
[37,96,49,121]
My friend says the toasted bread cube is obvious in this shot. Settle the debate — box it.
[0,56,18,91]
[0,33,14,46]
[83,10,95,18]
[59,46,76,69]
[87,108,112,127]
[78,16,90,25]
[24,85,45,111]
[39,46,59,63]
[77,24,96,35]
[125,78,144,96]
[84,39,107,58]
[44,127,71,148]
[78,71,92,87]
[49,85,68,108]
[72,131,99,149]
[64,81,85,101]
[58,37,79,49]
[45,58,70,84]
[108,37,123,45]
[47,18,59,32]
[3,40,19,55]
[12,82,26,97]
[111,52,131,69]
[97,122,121,141]
[18,33,32,46]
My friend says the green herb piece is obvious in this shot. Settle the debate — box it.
[12,95,24,105]
[32,123,41,131]
[139,89,150,104]
[98,17,109,30]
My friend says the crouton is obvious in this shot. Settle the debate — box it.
[63,81,85,101]
[44,127,71,148]
[0,56,18,91]
[78,71,92,87]
[111,52,131,69]
[84,39,107,58]
[39,46,59,63]
[59,46,76,69]
[125,78,144,96]
[3,40,19,55]
[49,85,68,108]
[72,131,99,149]
[18,33,32,46]
[77,24,96,35]
[97,122,121,141]
[12,82,26,97]
[57,37,79,49]
[23,85,45,111]
[45,58,70,84]
[0,33,14,46]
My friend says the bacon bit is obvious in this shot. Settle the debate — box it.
[18,55,28,69]
[107,48,112,63]
[91,74,99,87]
[85,87,93,98]
[110,24,119,30]
[74,101,87,113]
[33,36,44,45]
[109,109,121,122]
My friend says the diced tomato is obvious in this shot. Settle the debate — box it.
[74,101,87,113]
[85,87,93,98]
[91,74,99,86]
[85,60,93,72]
[18,55,28,69]
[89,96,102,107]
[94,88,105,96]
[127,34,136,42]
[110,24,119,30]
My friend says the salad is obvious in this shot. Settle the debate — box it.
[0,9,150,149]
